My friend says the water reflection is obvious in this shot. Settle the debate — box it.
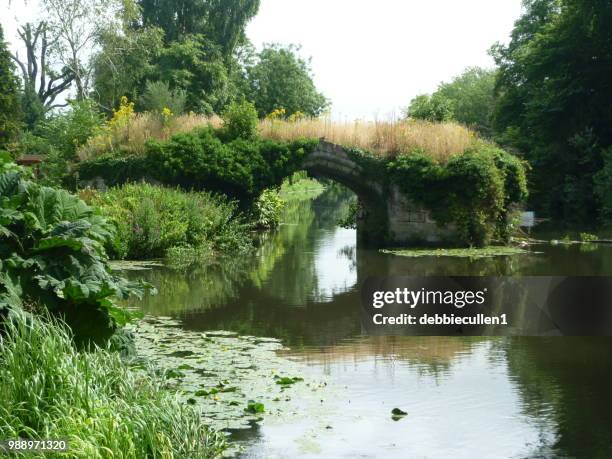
[125,183,612,457]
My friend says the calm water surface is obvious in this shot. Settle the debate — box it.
[128,186,612,458]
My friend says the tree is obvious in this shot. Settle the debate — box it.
[0,24,21,150]
[203,0,260,57]
[405,93,454,122]
[138,0,260,57]
[437,67,496,134]
[10,22,74,119]
[93,25,164,111]
[154,34,233,114]
[246,44,329,118]
[492,0,612,223]
[41,0,120,100]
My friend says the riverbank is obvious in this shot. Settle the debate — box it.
[0,158,228,457]
[0,310,226,458]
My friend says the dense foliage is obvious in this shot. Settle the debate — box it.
[246,44,330,118]
[91,1,327,119]
[388,143,528,245]
[0,156,151,338]
[138,0,260,55]
[492,0,612,224]
[406,93,455,123]
[0,24,21,151]
[84,183,251,261]
[406,67,496,134]
[77,125,318,199]
[436,67,496,135]
[251,188,285,229]
[0,310,226,458]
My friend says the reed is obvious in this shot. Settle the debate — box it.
[0,310,226,458]
[78,111,476,163]
[78,112,221,161]
[259,117,477,162]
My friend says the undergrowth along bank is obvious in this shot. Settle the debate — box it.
[81,184,252,262]
[0,309,226,458]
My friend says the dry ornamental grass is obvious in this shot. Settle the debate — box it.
[78,112,476,163]
[258,117,477,162]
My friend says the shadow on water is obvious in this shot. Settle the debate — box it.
[125,183,612,457]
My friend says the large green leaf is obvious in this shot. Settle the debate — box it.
[26,187,93,232]
[1,161,155,332]
[0,170,21,197]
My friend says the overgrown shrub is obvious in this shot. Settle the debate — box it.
[220,100,259,141]
[251,188,285,229]
[77,126,318,199]
[0,309,225,458]
[139,80,187,115]
[84,183,252,260]
[37,100,105,161]
[0,156,152,340]
[388,142,528,246]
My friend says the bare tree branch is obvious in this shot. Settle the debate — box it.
[11,21,75,111]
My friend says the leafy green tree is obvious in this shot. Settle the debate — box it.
[492,0,612,223]
[138,0,259,56]
[437,67,496,134]
[93,26,164,112]
[154,34,233,114]
[0,25,21,150]
[246,44,329,118]
[406,93,454,122]
[202,0,260,57]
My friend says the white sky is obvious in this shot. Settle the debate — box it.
[2,0,524,120]
[247,0,523,120]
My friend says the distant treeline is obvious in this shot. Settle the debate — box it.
[407,0,612,226]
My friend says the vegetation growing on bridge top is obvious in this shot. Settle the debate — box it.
[259,117,476,162]
[76,107,475,165]
[75,101,527,246]
[388,142,528,246]
[337,138,528,246]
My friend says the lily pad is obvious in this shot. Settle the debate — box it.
[381,246,529,259]
[245,401,265,414]
[275,376,304,386]
[127,316,319,434]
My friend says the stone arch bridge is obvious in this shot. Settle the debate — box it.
[302,140,455,247]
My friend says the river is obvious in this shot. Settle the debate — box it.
[125,185,612,458]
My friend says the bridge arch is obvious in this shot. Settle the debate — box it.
[301,140,457,247]
[301,140,389,246]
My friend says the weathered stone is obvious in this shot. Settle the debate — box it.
[303,141,459,247]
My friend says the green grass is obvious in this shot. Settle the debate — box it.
[82,183,252,262]
[381,246,530,259]
[279,171,325,200]
[0,310,226,458]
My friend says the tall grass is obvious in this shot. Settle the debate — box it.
[81,183,251,261]
[78,112,221,161]
[78,112,476,163]
[259,117,477,162]
[0,310,225,458]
